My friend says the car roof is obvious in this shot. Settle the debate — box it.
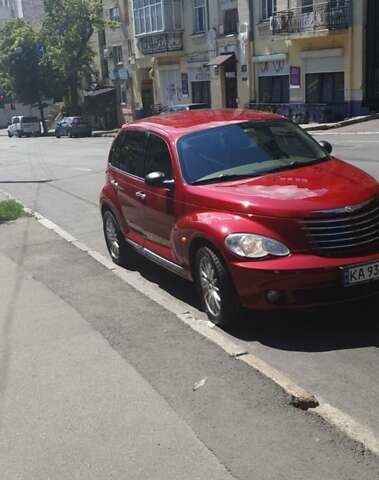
[123,109,284,140]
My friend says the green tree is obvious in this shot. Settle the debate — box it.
[0,19,62,133]
[41,0,106,114]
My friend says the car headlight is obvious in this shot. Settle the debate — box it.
[225,234,290,259]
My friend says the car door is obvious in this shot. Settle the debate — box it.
[142,133,177,259]
[58,118,68,136]
[109,129,148,244]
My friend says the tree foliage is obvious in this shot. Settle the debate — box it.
[41,0,106,112]
[0,19,63,131]
[0,19,61,105]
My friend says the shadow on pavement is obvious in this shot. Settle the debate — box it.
[225,300,379,353]
[121,254,379,355]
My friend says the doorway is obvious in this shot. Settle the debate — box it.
[224,55,238,108]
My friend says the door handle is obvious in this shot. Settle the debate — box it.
[135,191,146,201]
[110,179,119,188]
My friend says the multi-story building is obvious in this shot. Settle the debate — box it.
[0,0,44,25]
[248,0,365,122]
[0,0,17,24]
[90,1,372,125]
[128,0,247,116]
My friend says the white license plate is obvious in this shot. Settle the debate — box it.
[342,261,379,286]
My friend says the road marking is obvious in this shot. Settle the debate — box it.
[1,187,378,457]
[312,131,379,135]
[73,167,93,172]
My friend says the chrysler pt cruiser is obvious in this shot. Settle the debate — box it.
[100,110,379,326]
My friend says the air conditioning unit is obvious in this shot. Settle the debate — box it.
[103,48,109,58]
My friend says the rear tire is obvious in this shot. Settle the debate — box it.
[7,131,11,138]
[194,246,241,327]
[103,210,136,268]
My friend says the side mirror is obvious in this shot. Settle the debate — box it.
[145,171,175,189]
[319,140,332,154]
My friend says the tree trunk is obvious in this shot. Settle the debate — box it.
[69,73,79,114]
[38,98,47,135]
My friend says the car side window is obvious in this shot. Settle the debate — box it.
[118,131,147,178]
[109,132,125,169]
[145,134,173,179]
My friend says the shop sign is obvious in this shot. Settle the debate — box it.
[290,66,301,88]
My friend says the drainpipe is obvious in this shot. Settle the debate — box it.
[348,6,353,118]
[248,0,255,103]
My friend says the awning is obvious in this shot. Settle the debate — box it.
[206,54,234,67]
[252,53,287,63]
[85,87,115,97]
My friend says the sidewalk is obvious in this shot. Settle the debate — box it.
[0,218,232,480]
[1,217,379,479]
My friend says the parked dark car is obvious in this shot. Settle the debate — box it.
[55,117,92,138]
[160,103,209,114]
[100,109,379,326]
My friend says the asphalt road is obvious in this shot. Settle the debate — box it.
[1,122,379,454]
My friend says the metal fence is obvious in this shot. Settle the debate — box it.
[271,0,352,34]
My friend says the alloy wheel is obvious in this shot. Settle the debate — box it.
[104,213,120,261]
[199,256,222,317]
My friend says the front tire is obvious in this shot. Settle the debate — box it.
[103,210,135,268]
[195,246,240,327]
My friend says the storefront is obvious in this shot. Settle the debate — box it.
[157,64,182,107]
[187,61,211,106]
[253,54,289,104]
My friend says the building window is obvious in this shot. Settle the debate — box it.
[119,83,127,104]
[192,81,211,105]
[193,0,206,33]
[133,0,163,35]
[224,8,239,35]
[302,0,313,14]
[306,72,344,103]
[109,6,121,21]
[112,45,123,65]
[259,76,289,103]
[261,0,277,20]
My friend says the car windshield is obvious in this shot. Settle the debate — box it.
[178,120,329,185]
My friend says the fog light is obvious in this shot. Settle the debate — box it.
[266,290,284,304]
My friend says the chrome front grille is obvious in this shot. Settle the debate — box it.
[300,198,379,255]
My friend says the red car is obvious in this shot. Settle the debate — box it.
[100,109,379,325]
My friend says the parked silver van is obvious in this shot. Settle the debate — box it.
[8,116,41,137]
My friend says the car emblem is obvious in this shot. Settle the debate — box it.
[344,205,354,213]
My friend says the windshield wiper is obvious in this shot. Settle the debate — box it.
[191,173,256,185]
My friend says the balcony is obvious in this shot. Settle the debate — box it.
[271,1,352,36]
[137,32,183,55]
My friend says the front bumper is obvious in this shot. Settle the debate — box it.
[229,251,379,310]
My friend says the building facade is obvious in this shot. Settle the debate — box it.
[249,0,366,123]
[91,0,371,125]
[0,0,44,24]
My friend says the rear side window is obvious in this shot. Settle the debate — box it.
[145,134,173,179]
[22,117,38,123]
[12,118,20,124]
[110,130,147,178]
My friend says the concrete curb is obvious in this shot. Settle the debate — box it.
[1,188,378,458]
[303,113,379,132]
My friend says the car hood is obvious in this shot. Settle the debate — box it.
[187,159,379,218]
